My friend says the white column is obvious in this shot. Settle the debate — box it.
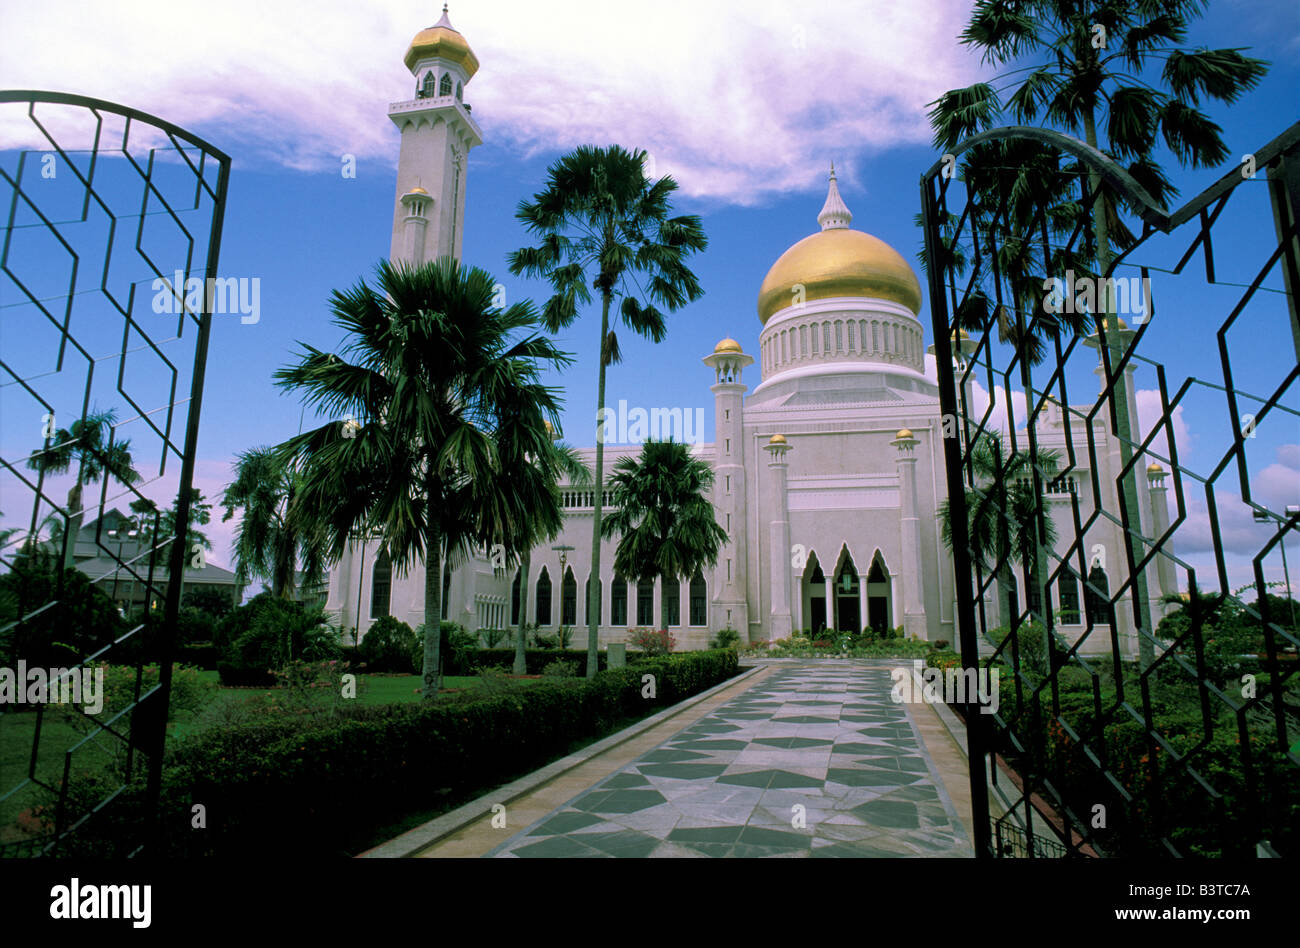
[765,436,794,639]
[890,572,900,629]
[858,574,869,636]
[824,576,834,632]
[893,429,928,640]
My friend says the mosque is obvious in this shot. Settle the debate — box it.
[322,10,1175,658]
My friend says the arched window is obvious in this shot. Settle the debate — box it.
[441,565,452,620]
[611,574,628,626]
[561,567,577,626]
[535,567,552,626]
[1085,566,1113,626]
[662,576,681,626]
[689,571,707,626]
[586,575,602,627]
[420,71,436,97]
[439,72,453,96]
[637,577,654,626]
[456,81,463,100]
[370,551,391,618]
[511,569,522,625]
[1058,570,1081,625]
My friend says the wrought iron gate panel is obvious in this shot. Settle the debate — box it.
[0,91,229,856]
[921,123,1300,857]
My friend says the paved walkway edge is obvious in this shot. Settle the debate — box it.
[359,665,768,858]
[908,663,1017,825]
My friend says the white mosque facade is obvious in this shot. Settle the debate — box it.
[323,12,1176,659]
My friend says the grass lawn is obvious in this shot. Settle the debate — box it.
[0,709,120,841]
[192,669,545,705]
[2,668,550,843]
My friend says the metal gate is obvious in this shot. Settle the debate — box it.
[0,91,229,855]
[921,122,1300,857]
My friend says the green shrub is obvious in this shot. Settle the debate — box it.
[989,622,1050,675]
[0,548,127,665]
[175,642,220,669]
[181,587,236,619]
[176,607,216,646]
[360,616,419,673]
[64,649,741,858]
[406,622,478,675]
[711,627,741,649]
[542,659,579,678]
[215,593,332,686]
[479,627,509,648]
[475,666,516,695]
[472,648,609,674]
[628,628,675,656]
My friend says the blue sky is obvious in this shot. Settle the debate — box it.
[1,0,1297,594]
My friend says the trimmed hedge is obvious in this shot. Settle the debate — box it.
[472,648,612,674]
[175,642,220,670]
[65,648,739,857]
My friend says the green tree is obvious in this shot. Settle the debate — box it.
[487,406,591,676]
[938,432,1060,668]
[0,546,127,665]
[274,257,571,699]
[509,144,708,676]
[600,440,728,631]
[221,446,327,601]
[928,0,1267,671]
[27,408,141,570]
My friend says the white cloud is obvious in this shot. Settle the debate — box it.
[967,377,1027,438]
[0,0,982,203]
[1136,388,1192,462]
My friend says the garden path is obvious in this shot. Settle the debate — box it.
[485,663,974,858]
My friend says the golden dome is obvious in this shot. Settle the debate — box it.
[404,9,479,78]
[407,186,429,195]
[768,434,787,445]
[757,228,923,324]
[714,337,743,353]
[895,428,914,439]
[1147,462,1164,474]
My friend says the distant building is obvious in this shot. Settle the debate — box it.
[64,508,242,615]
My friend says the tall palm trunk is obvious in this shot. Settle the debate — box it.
[585,293,612,678]
[423,518,444,700]
[61,480,84,572]
[1082,105,1155,672]
[1012,293,1053,672]
[514,548,531,675]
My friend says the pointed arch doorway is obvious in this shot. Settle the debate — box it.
[866,552,891,634]
[802,552,827,635]
[833,548,861,634]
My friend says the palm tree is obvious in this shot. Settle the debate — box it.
[27,408,141,570]
[939,432,1060,666]
[928,0,1267,671]
[945,140,1096,653]
[512,446,591,673]
[222,447,327,601]
[509,144,708,676]
[475,376,592,673]
[274,256,572,700]
[600,440,728,632]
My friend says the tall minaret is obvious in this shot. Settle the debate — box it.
[389,5,482,264]
[703,339,754,638]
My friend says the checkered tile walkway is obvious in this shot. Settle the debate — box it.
[487,663,972,858]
